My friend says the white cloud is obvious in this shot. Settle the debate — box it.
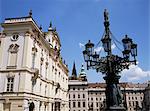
[120,65,150,82]
[94,46,103,53]
[79,43,84,48]
[111,44,116,50]
[94,44,116,53]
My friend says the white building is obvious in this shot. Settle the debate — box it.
[142,81,150,111]
[0,11,69,111]
[69,63,88,111]
[88,83,106,111]
[68,63,147,111]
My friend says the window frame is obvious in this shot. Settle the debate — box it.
[6,77,14,92]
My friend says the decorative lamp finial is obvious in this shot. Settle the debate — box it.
[104,9,109,21]
[29,10,32,17]
[39,25,42,30]
[49,21,52,28]
[48,21,53,31]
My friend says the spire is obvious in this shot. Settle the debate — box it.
[72,62,77,79]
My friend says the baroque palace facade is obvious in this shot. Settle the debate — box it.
[68,63,147,111]
[0,11,69,111]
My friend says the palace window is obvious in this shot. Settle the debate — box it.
[129,97,130,100]
[83,94,85,98]
[32,53,36,68]
[40,64,42,75]
[59,72,60,77]
[133,101,134,106]
[69,102,71,108]
[52,66,54,72]
[129,102,131,106]
[31,47,37,69]
[45,67,48,79]
[40,57,44,76]
[45,59,48,79]
[45,85,47,96]
[73,94,75,98]
[8,44,19,67]
[73,102,76,107]
[78,102,80,107]
[96,98,98,101]
[83,102,85,107]
[96,102,98,107]
[91,103,93,107]
[40,82,42,93]
[6,77,14,92]
[78,94,80,98]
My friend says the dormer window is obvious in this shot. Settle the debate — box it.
[11,34,19,41]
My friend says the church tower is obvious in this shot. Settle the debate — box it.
[69,62,77,80]
[78,64,87,81]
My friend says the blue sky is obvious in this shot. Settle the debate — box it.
[1,0,149,83]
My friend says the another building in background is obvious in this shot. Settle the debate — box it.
[68,63,147,111]
[142,81,150,111]
[0,11,69,111]
[69,63,88,111]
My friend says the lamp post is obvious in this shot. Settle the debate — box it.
[82,9,137,111]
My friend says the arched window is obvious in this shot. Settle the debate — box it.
[8,44,19,67]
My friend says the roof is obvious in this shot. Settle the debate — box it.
[88,82,147,88]
[1,11,69,74]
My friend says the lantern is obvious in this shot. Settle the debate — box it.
[83,50,90,62]
[92,52,99,62]
[122,35,132,51]
[85,40,94,55]
[122,50,130,60]
[101,36,111,52]
[131,43,137,57]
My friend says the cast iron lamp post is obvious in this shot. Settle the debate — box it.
[82,9,137,111]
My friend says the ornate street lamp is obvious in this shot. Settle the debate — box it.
[82,9,137,111]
